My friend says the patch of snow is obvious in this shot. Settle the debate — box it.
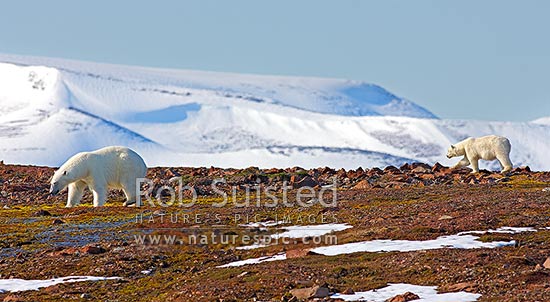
[331,283,481,302]
[0,276,120,293]
[457,226,537,236]
[222,227,531,267]
[239,220,287,228]
[271,223,353,239]
[310,227,534,256]
[217,253,287,268]
[236,223,352,250]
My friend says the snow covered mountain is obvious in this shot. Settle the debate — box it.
[532,117,550,126]
[0,53,549,170]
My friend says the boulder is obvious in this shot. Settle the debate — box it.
[290,285,330,299]
[431,162,446,172]
[293,176,318,189]
[385,291,420,302]
[411,166,431,174]
[353,179,371,190]
[81,245,107,255]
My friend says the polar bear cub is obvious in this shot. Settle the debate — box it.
[447,135,513,173]
[49,146,147,207]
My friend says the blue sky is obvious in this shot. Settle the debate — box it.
[0,0,548,121]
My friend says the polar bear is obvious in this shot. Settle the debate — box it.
[49,146,147,207]
[447,135,513,173]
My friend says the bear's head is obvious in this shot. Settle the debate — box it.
[49,170,70,195]
[446,145,459,158]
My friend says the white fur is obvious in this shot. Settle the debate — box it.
[50,146,147,207]
[447,135,513,173]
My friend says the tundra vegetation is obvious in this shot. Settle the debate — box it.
[0,163,549,301]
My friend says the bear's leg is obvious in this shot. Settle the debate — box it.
[453,156,470,169]
[91,186,107,207]
[66,180,87,208]
[497,154,513,173]
[120,176,141,207]
[470,158,480,173]
[122,184,138,207]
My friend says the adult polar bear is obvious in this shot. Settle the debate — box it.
[447,135,513,173]
[49,146,147,207]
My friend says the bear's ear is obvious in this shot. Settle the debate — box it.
[451,145,456,149]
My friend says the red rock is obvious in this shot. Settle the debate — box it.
[463,175,479,184]
[342,288,355,294]
[165,168,181,177]
[290,285,330,299]
[264,168,282,174]
[512,166,531,173]
[319,166,335,175]
[353,179,371,190]
[411,166,431,174]
[394,175,408,181]
[410,162,431,170]
[293,176,318,189]
[399,163,412,171]
[384,165,401,174]
[431,162,447,172]
[385,291,420,302]
[81,245,106,255]
[287,166,304,173]
[50,247,80,256]
[182,186,198,197]
[368,167,383,176]
[347,169,364,179]
[420,173,435,180]
[290,175,298,184]
[245,174,258,183]
[336,168,347,178]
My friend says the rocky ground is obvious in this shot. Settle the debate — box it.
[0,162,550,301]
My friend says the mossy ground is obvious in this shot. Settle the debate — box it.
[0,167,550,301]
